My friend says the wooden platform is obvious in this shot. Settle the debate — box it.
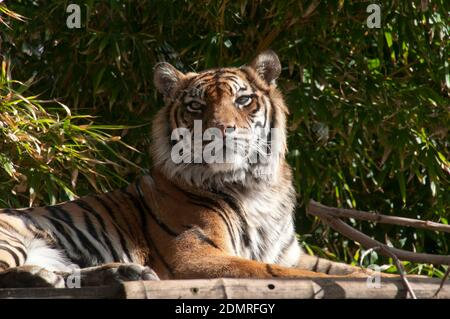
[0,277,448,299]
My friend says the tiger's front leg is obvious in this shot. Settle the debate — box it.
[59,262,160,287]
[0,265,66,288]
[0,263,159,288]
[297,253,367,275]
[168,230,349,280]
[172,253,332,279]
[166,229,395,280]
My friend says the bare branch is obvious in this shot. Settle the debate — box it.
[309,200,450,233]
[307,200,450,265]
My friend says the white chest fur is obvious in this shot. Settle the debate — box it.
[227,180,301,267]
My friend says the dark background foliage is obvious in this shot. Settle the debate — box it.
[1,0,449,275]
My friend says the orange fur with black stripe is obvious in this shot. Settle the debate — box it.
[0,51,360,288]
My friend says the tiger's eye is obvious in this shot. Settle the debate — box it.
[235,95,253,107]
[186,102,203,113]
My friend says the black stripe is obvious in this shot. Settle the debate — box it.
[171,184,238,254]
[0,240,26,261]
[187,198,238,254]
[0,212,45,248]
[133,181,178,237]
[0,245,20,266]
[119,190,155,255]
[121,190,150,232]
[269,96,276,130]
[171,103,181,131]
[251,97,262,115]
[266,264,279,277]
[165,106,176,145]
[256,227,266,243]
[192,71,215,84]
[47,206,106,264]
[278,235,297,262]
[213,68,225,80]
[0,229,22,244]
[121,188,170,268]
[43,215,87,267]
[100,193,135,235]
[268,97,277,157]
[22,213,56,244]
[218,75,242,86]
[0,220,16,233]
[75,199,107,230]
[82,212,100,241]
[120,186,174,275]
[262,96,269,128]
[325,261,333,274]
[3,209,16,216]
[240,67,270,93]
[123,182,175,276]
[0,260,10,270]
[77,197,133,262]
[90,196,133,262]
[188,226,220,250]
[8,209,42,237]
[82,211,119,262]
[312,257,320,272]
[145,232,174,277]
[215,191,251,250]
[219,81,240,94]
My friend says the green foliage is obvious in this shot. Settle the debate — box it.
[0,59,136,207]
[1,0,449,275]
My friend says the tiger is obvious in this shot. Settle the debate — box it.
[0,50,364,288]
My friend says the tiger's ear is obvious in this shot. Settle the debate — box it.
[249,50,281,85]
[153,62,184,96]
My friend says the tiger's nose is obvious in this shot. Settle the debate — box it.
[216,124,236,136]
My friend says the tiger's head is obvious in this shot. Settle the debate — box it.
[151,50,289,189]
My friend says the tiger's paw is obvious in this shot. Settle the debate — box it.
[116,263,160,281]
[76,263,160,287]
[0,265,65,288]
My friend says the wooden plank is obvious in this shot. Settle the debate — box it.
[0,277,448,299]
[122,277,450,299]
[0,285,123,299]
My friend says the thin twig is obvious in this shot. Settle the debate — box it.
[434,266,450,298]
[375,246,417,299]
[358,246,416,298]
